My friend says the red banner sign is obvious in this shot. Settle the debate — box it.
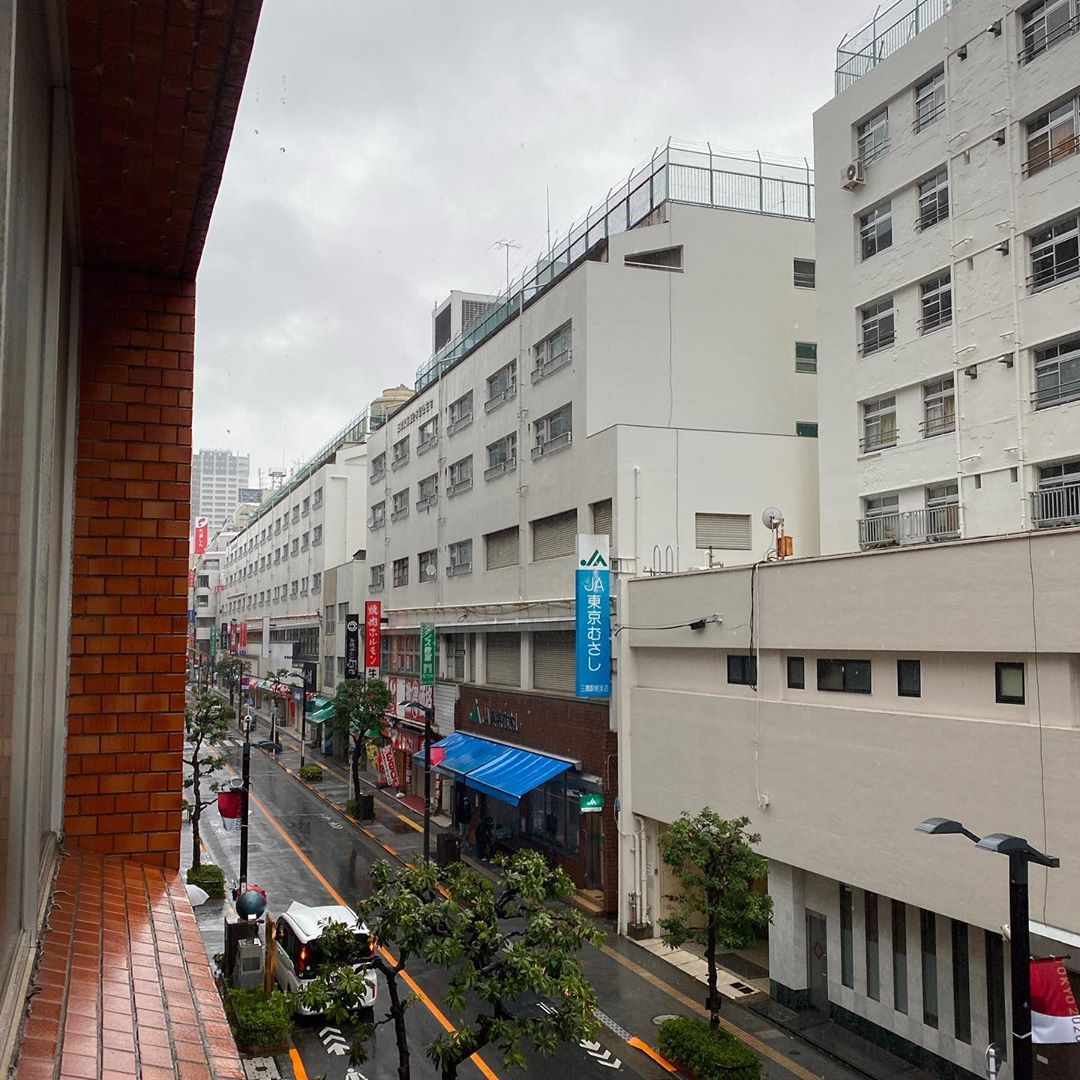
[239,621,247,654]
[188,569,195,588]
[378,745,398,787]
[193,516,209,555]
[229,622,237,652]
[364,601,382,675]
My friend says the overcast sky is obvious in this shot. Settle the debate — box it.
[194,0,871,484]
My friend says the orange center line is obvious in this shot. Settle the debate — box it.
[239,777,501,1080]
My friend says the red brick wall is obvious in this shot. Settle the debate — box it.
[65,268,194,869]
[454,685,618,915]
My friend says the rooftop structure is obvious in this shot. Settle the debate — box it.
[414,139,815,390]
[835,0,950,93]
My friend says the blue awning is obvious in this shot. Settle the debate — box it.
[415,732,573,806]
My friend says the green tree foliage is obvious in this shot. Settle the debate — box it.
[217,654,248,709]
[331,677,392,803]
[305,851,603,1080]
[658,810,772,1030]
[183,692,233,871]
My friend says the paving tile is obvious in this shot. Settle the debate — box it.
[58,1053,99,1080]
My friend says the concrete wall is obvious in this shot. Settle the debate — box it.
[814,0,1080,554]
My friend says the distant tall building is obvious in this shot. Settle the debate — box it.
[191,448,251,529]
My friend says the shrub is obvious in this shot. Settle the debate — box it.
[225,988,292,1051]
[657,1016,760,1080]
[187,863,226,899]
[344,798,360,818]
[298,764,324,782]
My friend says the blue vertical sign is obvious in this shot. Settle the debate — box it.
[575,534,611,698]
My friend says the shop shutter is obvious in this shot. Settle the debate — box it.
[486,526,520,570]
[532,509,577,561]
[532,631,575,693]
[485,633,521,686]
[694,512,751,550]
[591,499,612,538]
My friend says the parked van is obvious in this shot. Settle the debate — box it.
[273,901,377,1016]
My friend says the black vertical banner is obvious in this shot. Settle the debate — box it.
[219,623,228,651]
[303,662,317,694]
[344,613,360,678]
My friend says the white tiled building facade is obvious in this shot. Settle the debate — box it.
[815,0,1080,555]
[191,448,250,529]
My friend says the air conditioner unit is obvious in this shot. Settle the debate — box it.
[841,160,865,190]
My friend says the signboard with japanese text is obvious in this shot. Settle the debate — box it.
[229,622,237,653]
[364,601,382,679]
[193,517,209,555]
[420,623,435,686]
[575,535,611,698]
[386,674,433,723]
[579,792,604,813]
[379,745,399,787]
[239,621,247,655]
[219,623,228,652]
[345,613,360,678]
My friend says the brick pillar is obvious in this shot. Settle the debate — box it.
[65,268,195,869]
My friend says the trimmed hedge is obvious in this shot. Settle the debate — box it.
[298,764,324,782]
[657,1016,760,1080]
[186,863,225,899]
[225,988,292,1051]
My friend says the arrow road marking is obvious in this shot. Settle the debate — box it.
[580,1041,601,1053]
[319,1026,349,1056]
[345,1069,369,1080]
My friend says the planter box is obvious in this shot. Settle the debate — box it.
[627,922,654,940]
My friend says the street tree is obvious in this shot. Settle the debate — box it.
[217,654,248,710]
[331,677,392,803]
[183,692,233,871]
[658,810,772,1030]
[304,859,446,1080]
[305,851,603,1080]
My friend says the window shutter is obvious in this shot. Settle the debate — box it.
[694,513,752,550]
[485,633,520,686]
[591,499,613,538]
[485,527,519,569]
[532,631,575,693]
[532,509,577,561]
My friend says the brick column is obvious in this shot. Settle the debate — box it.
[65,268,195,868]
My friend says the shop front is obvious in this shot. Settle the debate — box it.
[432,685,616,914]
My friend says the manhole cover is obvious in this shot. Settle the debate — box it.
[652,1014,682,1026]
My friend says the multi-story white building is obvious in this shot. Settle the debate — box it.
[368,139,819,914]
[815,0,1080,555]
[191,448,250,529]
[617,528,1080,1080]
[216,391,411,722]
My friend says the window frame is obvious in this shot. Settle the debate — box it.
[817,658,872,694]
[861,395,897,453]
[914,70,946,132]
[857,108,889,164]
[916,167,949,232]
[793,258,816,289]
[795,341,817,373]
[447,390,474,434]
[922,376,956,438]
[787,656,805,690]
[1029,213,1080,291]
[897,658,922,697]
[995,661,1026,704]
[1020,0,1078,64]
[485,433,518,479]
[392,557,409,588]
[485,360,518,410]
[448,539,473,577]
[370,563,385,591]
[447,455,474,495]
[859,202,893,260]
[1025,95,1078,176]
[726,654,757,687]
[418,549,438,582]
[532,403,573,458]
[1034,335,1080,408]
[919,271,952,334]
[859,298,895,356]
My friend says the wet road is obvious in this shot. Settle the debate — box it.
[195,739,842,1080]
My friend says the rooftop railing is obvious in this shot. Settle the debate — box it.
[414,138,814,391]
[836,0,950,94]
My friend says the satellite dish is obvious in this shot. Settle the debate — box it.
[762,507,784,531]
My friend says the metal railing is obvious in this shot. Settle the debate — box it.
[484,384,517,413]
[1023,133,1080,177]
[531,432,573,459]
[860,430,897,453]
[369,468,385,485]
[416,493,437,511]
[858,330,896,356]
[918,309,952,335]
[1018,12,1080,64]
[1034,377,1080,409]
[390,507,409,523]
[858,505,959,548]
[920,415,956,438]
[417,435,438,455]
[1028,252,1080,292]
[484,458,516,481]
[531,348,573,383]
[447,477,473,497]
[447,413,473,434]
[446,562,473,578]
[912,99,946,133]
[1032,481,1080,526]
[414,139,814,390]
[836,0,950,93]
[915,203,948,232]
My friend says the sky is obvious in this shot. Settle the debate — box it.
[194,0,872,485]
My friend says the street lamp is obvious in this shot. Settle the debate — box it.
[916,817,1060,1080]
[402,700,435,862]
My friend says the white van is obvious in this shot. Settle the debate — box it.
[273,901,377,1016]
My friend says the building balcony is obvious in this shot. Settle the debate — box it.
[417,434,438,455]
[484,383,517,413]
[858,506,960,550]
[530,432,572,459]
[531,348,572,383]
[1032,482,1080,527]
[485,457,517,480]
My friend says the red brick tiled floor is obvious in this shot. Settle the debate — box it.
[14,849,244,1079]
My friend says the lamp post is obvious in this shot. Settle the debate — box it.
[238,712,256,890]
[403,700,435,862]
[300,663,317,772]
[916,817,1060,1080]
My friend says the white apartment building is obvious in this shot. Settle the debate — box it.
[216,397,403,712]
[815,0,1080,555]
[367,140,820,914]
[617,529,1080,1080]
[191,448,250,529]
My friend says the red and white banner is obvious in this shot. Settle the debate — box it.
[229,622,238,652]
[386,674,433,723]
[378,745,398,787]
[239,621,248,654]
[194,516,209,554]
[188,569,195,588]
[364,601,382,677]
[1032,958,1080,1043]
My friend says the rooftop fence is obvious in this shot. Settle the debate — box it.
[836,0,950,93]
[414,138,815,390]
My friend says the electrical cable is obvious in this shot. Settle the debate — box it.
[613,615,718,636]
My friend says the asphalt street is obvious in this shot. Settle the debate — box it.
[188,735,861,1080]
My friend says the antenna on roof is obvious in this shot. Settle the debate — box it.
[492,238,522,297]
